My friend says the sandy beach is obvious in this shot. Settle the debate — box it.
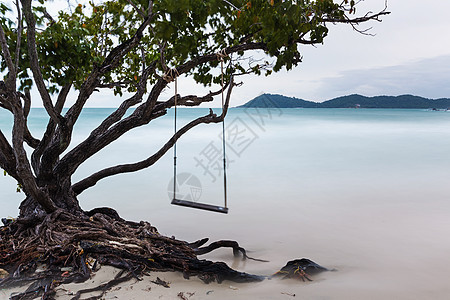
[2,264,330,300]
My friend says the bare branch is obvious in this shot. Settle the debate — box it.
[55,83,71,113]
[159,42,169,72]
[0,129,19,181]
[3,87,42,150]
[125,0,146,19]
[223,0,239,10]
[148,0,153,17]
[90,62,157,136]
[21,0,62,125]
[31,84,71,175]
[96,81,132,89]
[14,0,23,78]
[11,103,57,213]
[0,81,12,109]
[41,7,56,25]
[23,128,40,148]
[322,9,390,25]
[0,131,13,156]
[175,42,268,77]
[0,19,16,88]
[322,8,390,36]
[23,88,31,117]
[140,46,146,72]
[20,88,41,149]
[154,81,230,112]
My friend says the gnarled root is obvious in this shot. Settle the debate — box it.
[272,258,329,281]
[0,208,328,299]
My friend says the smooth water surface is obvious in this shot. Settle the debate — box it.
[1,108,450,299]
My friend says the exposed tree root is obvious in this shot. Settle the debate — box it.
[0,208,328,299]
[272,258,330,282]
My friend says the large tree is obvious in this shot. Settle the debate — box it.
[0,0,388,296]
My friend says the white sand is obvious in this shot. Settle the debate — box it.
[2,265,321,300]
[53,266,326,300]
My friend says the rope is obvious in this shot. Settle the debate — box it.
[166,68,178,201]
[216,49,228,61]
[217,49,228,209]
[163,68,179,83]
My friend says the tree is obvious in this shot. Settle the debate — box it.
[0,0,388,296]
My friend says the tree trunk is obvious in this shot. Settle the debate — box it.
[19,177,82,217]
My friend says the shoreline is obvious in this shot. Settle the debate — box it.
[2,265,317,300]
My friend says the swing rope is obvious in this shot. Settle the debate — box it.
[173,71,178,207]
[218,49,228,209]
[163,68,180,204]
[168,49,229,214]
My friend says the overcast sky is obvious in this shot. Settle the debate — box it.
[227,0,450,105]
[6,0,450,107]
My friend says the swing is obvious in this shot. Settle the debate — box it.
[169,51,229,214]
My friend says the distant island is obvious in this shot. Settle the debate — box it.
[238,94,450,109]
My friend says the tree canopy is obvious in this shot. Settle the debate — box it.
[2,0,383,93]
[0,0,388,215]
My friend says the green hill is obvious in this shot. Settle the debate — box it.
[239,94,450,109]
[239,94,319,108]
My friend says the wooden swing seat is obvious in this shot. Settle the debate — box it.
[171,199,228,214]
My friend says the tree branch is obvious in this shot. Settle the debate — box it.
[0,18,16,89]
[14,0,23,75]
[62,14,153,143]
[37,14,154,183]
[55,83,72,113]
[32,84,71,176]
[88,62,157,138]
[323,9,390,25]
[138,41,267,119]
[50,63,156,178]
[96,81,132,89]
[322,8,390,36]
[58,69,232,179]
[41,7,56,26]
[21,0,62,125]
[0,129,19,181]
[154,81,230,112]
[23,127,40,149]
[56,42,263,178]
[125,0,146,19]
[0,81,13,110]
[22,88,31,118]
[18,89,40,149]
[0,84,39,150]
[11,103,57,213]
[73,76,235,194]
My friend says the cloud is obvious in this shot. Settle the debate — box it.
[302,55,450,101]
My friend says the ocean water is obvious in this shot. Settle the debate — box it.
[1,107,450,299]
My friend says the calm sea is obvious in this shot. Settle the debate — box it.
[2,107,450,299]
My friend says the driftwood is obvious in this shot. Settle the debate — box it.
[0,208,328,299]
